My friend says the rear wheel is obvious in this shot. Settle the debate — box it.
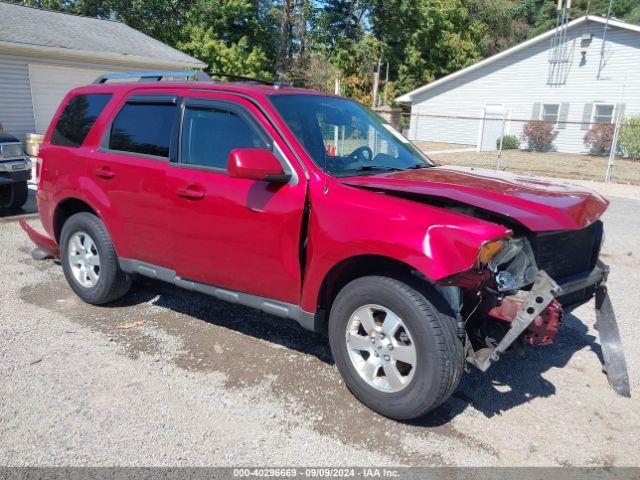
[328,275,463,420]
[60,212,131,304]
[0,181,28,210]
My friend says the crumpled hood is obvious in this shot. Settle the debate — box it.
[339,166,609,231]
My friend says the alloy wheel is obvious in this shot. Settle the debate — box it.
[67,231,101,288]
[345,304,417,393]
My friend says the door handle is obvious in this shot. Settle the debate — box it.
[94,166,115,179]
[176,186,205,200]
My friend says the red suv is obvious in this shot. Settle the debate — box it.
[21,71,629,420]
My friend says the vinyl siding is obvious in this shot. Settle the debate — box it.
[408,22,640,154]
[0,48,180,144]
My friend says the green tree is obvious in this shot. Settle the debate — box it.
[179,26,272,78]
[466,0,519,56]
[312,0,369,71]
[370,0,484,95]
[177,0,276,77]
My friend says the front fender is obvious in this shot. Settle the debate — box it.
[300,180,510,312]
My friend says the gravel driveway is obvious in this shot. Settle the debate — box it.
[1,197,639,467]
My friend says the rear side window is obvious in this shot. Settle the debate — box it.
[180,106,269,170]
[51,94,112,147]
[109,103,177,158]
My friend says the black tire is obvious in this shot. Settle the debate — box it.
[328,275,464,420]
[60,212,131,305]
[0,181,28,210]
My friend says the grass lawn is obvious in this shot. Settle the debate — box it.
[413,141,475,151]
[426,149,640,186]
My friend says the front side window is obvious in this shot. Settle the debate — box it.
[269,94,433,176]
[180,106,269,170]
[593,104,614,124]
[108,103,177,158]
[51,94,112,147]
[541,104,560,123]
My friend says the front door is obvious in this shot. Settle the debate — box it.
[166,93,307,304]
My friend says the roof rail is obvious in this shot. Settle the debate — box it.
[208,72,292,88]
[93,71,212,84]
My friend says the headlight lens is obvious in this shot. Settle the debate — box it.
[490,237,539,292]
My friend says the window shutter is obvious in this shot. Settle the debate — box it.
[557,103,569,129]
[581,103,593,130]
[531,102,541,120]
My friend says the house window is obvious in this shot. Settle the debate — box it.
[541,104,560,123]
[593,104,615,124]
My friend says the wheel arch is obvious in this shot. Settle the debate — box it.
[53,197,99,243]
[315,256,423,327]
[311,254,463,336]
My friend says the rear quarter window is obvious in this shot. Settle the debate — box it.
[51,94,112,147]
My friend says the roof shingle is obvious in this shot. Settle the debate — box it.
[0,1,205,68]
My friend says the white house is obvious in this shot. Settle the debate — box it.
[396,15,640,154]
[0,2,205,143]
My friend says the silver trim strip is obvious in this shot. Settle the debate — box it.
[118,258,322,332]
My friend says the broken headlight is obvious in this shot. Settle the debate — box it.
[488,237,539,292]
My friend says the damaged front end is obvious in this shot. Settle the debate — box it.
[438,227,631,398]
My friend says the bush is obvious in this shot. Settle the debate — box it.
[497,134,520,150]
[619,116,640,161]
[520,120,558,151]
[583,123,614,155]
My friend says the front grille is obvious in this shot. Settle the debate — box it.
[531,221,603,280]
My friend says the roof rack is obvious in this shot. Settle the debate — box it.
[208,72,292,88]
[92,70,294,88]
[93,71,212,84]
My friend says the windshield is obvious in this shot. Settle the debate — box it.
[269,94,433,176]
[0,143,23,158]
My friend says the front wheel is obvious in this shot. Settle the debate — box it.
[328,276,463,420]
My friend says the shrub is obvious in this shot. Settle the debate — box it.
[520,120,558,151]
[583,123,614,155]
[497,134,520,150]
[619,116,640,161]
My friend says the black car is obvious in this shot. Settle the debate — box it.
[0,132,31,210]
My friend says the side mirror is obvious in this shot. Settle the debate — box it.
[228,149,291,183]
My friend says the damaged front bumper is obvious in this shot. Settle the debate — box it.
[467,264,631,397]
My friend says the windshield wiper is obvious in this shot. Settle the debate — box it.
[406,163,431,169]
[347,165,404,173]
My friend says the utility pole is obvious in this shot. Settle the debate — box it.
[383,62,390,107]
[371,58,381,108]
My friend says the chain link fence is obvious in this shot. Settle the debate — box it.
[401,109,640,185]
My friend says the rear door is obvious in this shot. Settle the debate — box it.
[90,92,179,266]
[166,92,307,304]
